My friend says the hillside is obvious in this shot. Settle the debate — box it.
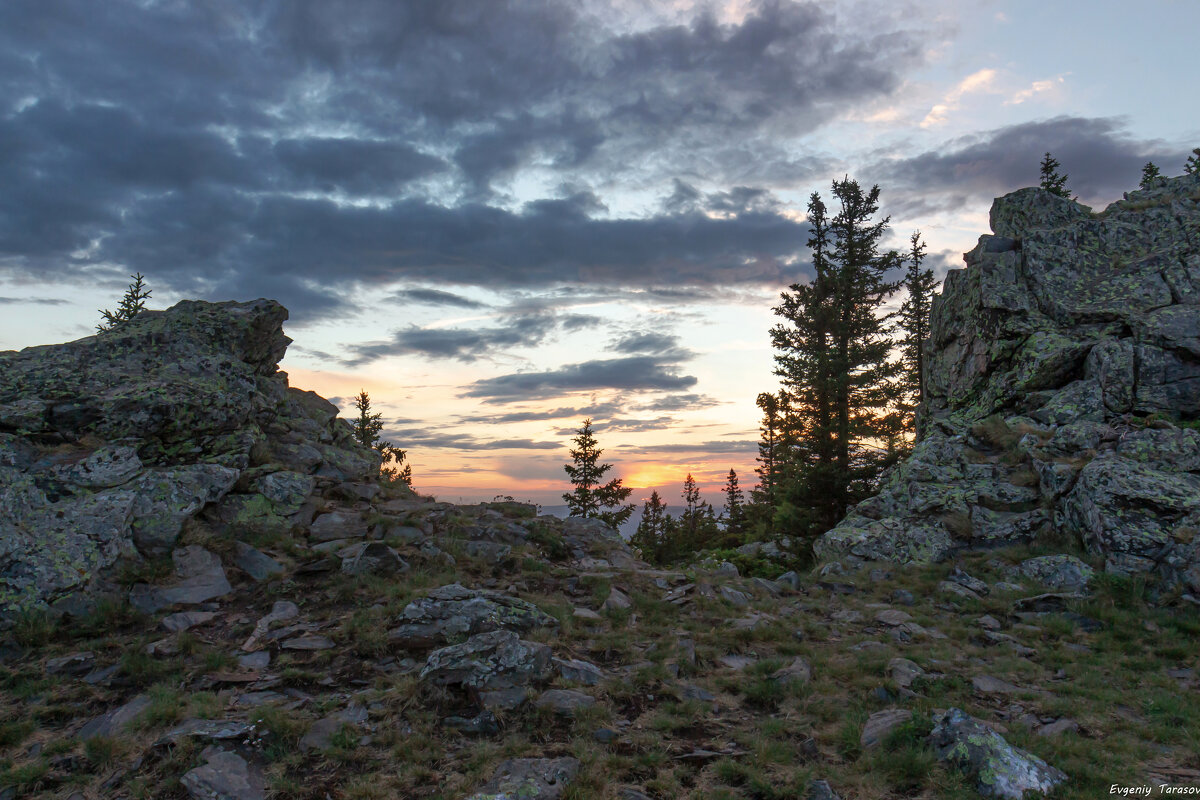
[2,177,1200,799]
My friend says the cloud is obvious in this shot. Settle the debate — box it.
[463,355,699,402]
[635,393,722,412]
[455,402,624,425]
[344,310,605,365]
[920,68,997,128]
[383,428,562,451]
[610,331,684,355]
[0,296,68,305]
[874,116,1193,213]
[387,288,490,309]
[0,0,929,316]
[619,439,759,455]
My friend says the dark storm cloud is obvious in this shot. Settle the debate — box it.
[382,428,561,451]
[464,355,699,402]
[345,310,600,365]
[388,288,489,309]
[874,116,1192,213]
[0,0,926,316]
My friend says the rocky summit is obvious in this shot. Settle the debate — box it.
[817,173,1200,601]
[2,187,1200,799]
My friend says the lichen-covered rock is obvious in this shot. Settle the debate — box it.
[0,299,378,621]
[930,707,1066,798]
[816,174,1200,595]
[465,757,580,800]
[391,584,557,649]
[420,629,552,691]
[1012,555,1095,591]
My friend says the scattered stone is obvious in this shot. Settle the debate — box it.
[465,757,580,800]
[948,568,990,596]
[79,695,152,740]
[444,710,500,734]
[776,571,802,590]
[939,580,981,601]
[930,707,1067,798]
[718,654,756,671]
[593,727,619,743]
[554,657,604,686]
[861,709,913,749]
[972,675,1029,696]
[299,705,368,751]
[1012,555,1095,592]
[535,689,596,717]
[156,719,253,747]
[874,609,912,627]
[130,546,232,615]
[389,584,557,649]
[681,684,716,702]
[242,600,300,651]
[309,511,368,542]
[341,541,408,576]
[891,589,915,606]
[720,586,752,607]
[770,656,812,685]
[238,651,270,671]
[602,587,633,611]
[888,657,924,689]
[46,651,95,676]
[976,615,1002,631]
[420,630,551,691]
[808,779,843,800]
[162,610,218,632]
[712,561,739,578]
[233,541,285,582]
[1037,718,1079,738]
[572,607,602,621]
[281,635,335,651]
[181,747,266,800]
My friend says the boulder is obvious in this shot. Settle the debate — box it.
[388,584,557,649]
[930,707,1066,798]
[420,630,552,691]
[465,757,580,800]
[860,709,912,749]
[181,747,266,800]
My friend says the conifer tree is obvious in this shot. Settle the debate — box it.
[97,273,152,332]
[676,473,717,551]
[1038,152,1070,198]
[630,490,671,564]
[352,390,412,485]
[1186,148,1200,176]
[752,392,784,511]
[767,178,903,538]
[721,468,745,541]
[897,230,937,433]
[563,419,634,527]
[1139,161,1163,189]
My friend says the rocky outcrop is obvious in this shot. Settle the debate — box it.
[0,299,375,620]
[816,173,1200,599]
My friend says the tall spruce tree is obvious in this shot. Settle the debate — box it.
[677,473,717,551]
[752,391,784,511]
[563,419,635,527]
[1186,148,1200,176]
[1139,161,1163,189]
[897,230,937,434]
[1039,152,1070,197]
[721,468,746,542]
[767,178,903,538]
[630,490,672,564]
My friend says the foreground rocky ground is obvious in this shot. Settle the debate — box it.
[2,490,1198,799]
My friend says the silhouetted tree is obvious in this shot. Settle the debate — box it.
[1186,148,1200,176]
[352,390,412,485]
[1039,152,1070,198]
[897,230,937,435]
[630,490,672,564]
[766,178,903,540]
[1140,161,1163,189]
[563,419,634,527]
[721,468,746,541]
[97,273,151,332]
[676,473,718,551]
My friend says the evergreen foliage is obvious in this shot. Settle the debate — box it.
[630,490,674,564]
[352,390,412,485]
[677,473,718,551]
[897,230,937,436]
[762,177,904,541]
[721,468,746,542]
[1038,152,1070,198]
[562,419,634,527]
[97,273,151,332]
[1139,161,1162,189]
[1186,148,1200,176]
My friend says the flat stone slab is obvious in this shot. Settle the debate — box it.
[535,689,596,716]
[79,694,152,740]
[181,747,266,800]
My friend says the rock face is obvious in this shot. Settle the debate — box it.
[930,708,1067,798]
[0,299,375,620]
[816,174,1200,598]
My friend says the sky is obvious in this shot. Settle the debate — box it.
[1,0,1197,510]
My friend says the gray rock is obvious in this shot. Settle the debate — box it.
[930,707,1067,798]
[712,561,739,578]
[157,719,254,746]
[299,705,368,751]
[465,757,580,800]
[775,571,801,590]
[602,587,633,611]
[281,635,334,651]
[79,694,152,740]
[888,657,924,689]
[444,709,500,734]
[1037,718,1079,738]
[181,747,266,800]
[554,657,604,686]
[233,541,284,582]
[389,584,557,649]
[46,651,95,676]
[341,541,408,576]
[719,586,751,607]
[860,708,912,749]
[129,465,240,554]
[1012,555,1094,591]
[161,610,218,632]
[770,656,812,685]
[309,510,368,542]
[130,546,232,614]
[420,630,552,691]
[254,471,314,513]
[535,689,596,716]
[808,779,843,800]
